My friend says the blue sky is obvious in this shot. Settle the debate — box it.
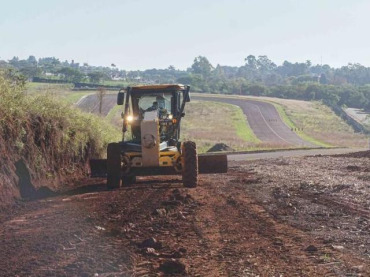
[1,0,369,70]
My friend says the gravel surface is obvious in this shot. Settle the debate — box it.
[0,152,369,276]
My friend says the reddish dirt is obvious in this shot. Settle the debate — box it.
[0,153,369,276]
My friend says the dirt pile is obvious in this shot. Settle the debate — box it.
[335,150,370,158]
[207,142,234,152]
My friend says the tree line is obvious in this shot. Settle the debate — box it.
[1,54,369,111]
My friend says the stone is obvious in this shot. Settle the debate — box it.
[159,259,186,274]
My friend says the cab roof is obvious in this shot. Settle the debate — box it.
[130,84,186,92]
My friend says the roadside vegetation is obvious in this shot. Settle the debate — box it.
[0,72,120,206]
[3,55,370,113]
[274,100,369,148]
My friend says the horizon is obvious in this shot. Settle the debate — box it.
[1,0,370,70]
[1,53,366,72]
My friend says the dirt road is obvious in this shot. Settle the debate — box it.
[1,151,369,276]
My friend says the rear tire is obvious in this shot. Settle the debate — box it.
[107,143,121,189]
[122,175,136,187]
[182,141,198,188]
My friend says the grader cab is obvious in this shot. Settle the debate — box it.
[90,84,227,188]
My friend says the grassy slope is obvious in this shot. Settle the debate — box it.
[53,85,367,151]
[105,100,259,153]
[273,104,331,147]
[26,82,95,104]
[193,93,368,148]
[271,99,368,148]
[181,101,260,153]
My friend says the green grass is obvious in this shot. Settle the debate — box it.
[231,106,260,143]
[181,101,263,153]
[64,91,95,104]
[25,82,100,105]
[192,93,368,148]
[102,80,129,87]
[273,103,331,147]
[25,82,73,95]
[272,100,368,148]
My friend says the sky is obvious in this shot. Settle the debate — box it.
[1,0,370,70]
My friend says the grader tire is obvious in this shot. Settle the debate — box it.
[107,143,121,189]
[182,141,198,188]
[122,175,136,187]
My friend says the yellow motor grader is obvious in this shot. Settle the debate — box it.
[90,84,227,188]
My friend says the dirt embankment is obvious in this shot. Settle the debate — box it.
[0,115,94,207]
[0,152,369,276]
[0,76,118,208]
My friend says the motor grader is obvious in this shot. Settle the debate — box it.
[90,84,227,188]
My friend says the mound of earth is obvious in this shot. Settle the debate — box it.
[335,150,370,158]
[207,143,235,152]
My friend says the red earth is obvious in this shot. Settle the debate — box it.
[0,151,369,276]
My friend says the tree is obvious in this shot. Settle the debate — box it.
[88,71,108,83]
[245,55,257,69]
[58,67,84,82]
[191,56,214,78]
[257,55,276,72]
[319,73,328,84]
[27,55,37,66]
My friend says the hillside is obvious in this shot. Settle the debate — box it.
[193,94,368,148]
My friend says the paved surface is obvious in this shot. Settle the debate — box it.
[193,95,316,147]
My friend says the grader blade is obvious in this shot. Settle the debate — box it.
[90,154,228,178]
[198,154,228,174]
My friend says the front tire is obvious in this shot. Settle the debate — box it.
[182,141,198,188]
[107,143,121,189]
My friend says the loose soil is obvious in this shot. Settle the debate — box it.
[0,152,369,276]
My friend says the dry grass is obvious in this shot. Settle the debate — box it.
[193,93,368,148]
[181,101,294,152]
[275,101,368,148]
[106,100,313,153]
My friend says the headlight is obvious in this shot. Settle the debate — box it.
[168,114,173,120]
[126,115,134,122]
